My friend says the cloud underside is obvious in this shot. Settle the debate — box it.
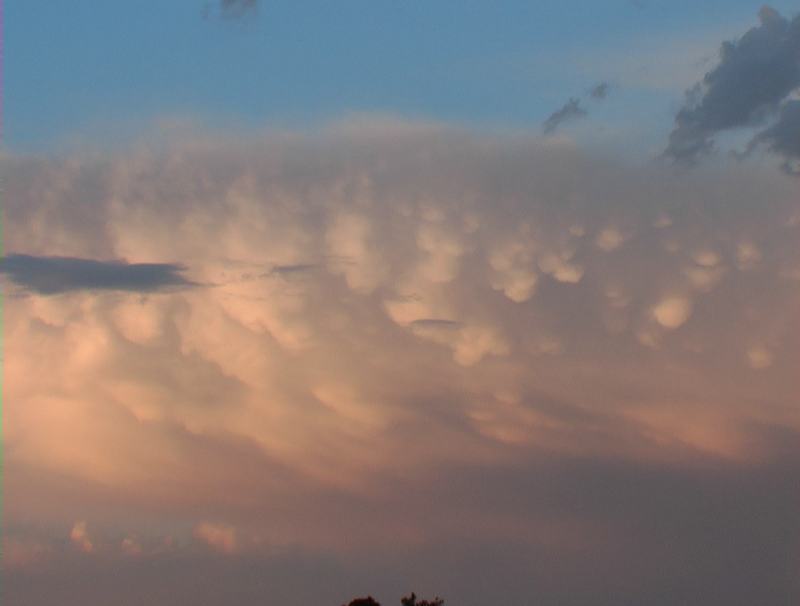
[0,254,193,294]
[666,6,800,168]
[3,122,799,605]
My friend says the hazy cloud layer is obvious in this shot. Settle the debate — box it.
[0,254,193,295]
[666,6,800,164]
[3,122,799,605]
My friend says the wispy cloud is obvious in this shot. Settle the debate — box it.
[542,98,587,134]
[542,83,611,135]
[589,81,610,100]
[219,0,258,20]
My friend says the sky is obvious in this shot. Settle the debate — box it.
[2,2,800,606]
[6,0,800,151]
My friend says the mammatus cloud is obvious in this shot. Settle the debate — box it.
[0,254,193,295]
[665,6,800,165]
[3,122,799,605]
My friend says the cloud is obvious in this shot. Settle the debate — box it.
[747,99,800,172]
[542,98,587,134]
[193,522,238,554]
[652,296,692,329]
[3,121,799,605]
[542,83,610,136]
[218,0,257,19]
[0,254,193,295]
[69,521,94,553]
[665,6,800,163]
[589,81,610,100]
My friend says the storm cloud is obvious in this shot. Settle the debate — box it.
[665,6,800,164]
[3,122,798,605]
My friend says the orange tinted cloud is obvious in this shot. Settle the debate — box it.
[2,122,799,604]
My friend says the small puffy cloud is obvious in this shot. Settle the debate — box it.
[452,324,510,367]
[193,522,238,554]
[595,227,625,252]
[692,249,721,267]
[652,296,692,329]
[736,241,762,270]
[70,521,94,553]
[537,252,584,284]
[684,266,725,292]
[488,237,539,302]
[326,213,387,294]
[747,345,774,369]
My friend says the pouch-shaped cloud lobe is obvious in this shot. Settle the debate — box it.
[3,122,799,605]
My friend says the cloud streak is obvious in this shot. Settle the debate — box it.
[542,98,587,134]
[0,254,194,295]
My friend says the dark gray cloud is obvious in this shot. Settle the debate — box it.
[543,84,609,135]
[542,98,587,134]
[589,81,610,100]
[0,254,193,295]
[665,7,800,163]
[269,263,318,276]
[410,319,462,328]
[749,99,800,173]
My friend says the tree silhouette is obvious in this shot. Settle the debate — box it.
[401,593,444,606]
[342,593,444,606]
